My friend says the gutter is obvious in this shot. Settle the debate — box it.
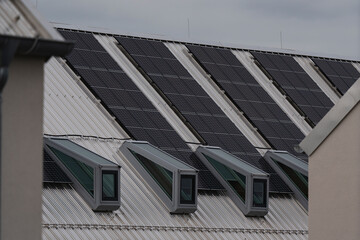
[0,34,74,59]
[0,34,73,240]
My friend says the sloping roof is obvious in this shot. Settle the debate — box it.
[0,0,63,40]
[43,55,308,239]
[300,77,360,155]
[6,1,357,239]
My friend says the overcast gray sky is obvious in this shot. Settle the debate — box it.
[34,0,360,59]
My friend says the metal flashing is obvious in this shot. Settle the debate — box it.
[196,145,269,216]
[94,34,200,150]
[165,42,270,155]
[294,56,340,103]
[300,77,360,156]
[352,62,360,74]
[119,140,198,213]
[232,50,312,136]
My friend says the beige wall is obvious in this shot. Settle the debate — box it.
[309,102,360,240]
[1,56,44,240]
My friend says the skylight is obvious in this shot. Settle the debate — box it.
[264,150,308,210]
[195,146,269,216]
[119,141,198,214]
[44,138,121,211]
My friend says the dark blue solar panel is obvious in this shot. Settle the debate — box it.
[187,45,305,160]
[117,37,260,156]
[43,150,71,183]
[60,30,222,190]
[312,58,360,95]
[116,37,292,192]
[252,51,334,125]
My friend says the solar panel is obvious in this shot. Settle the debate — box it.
[59,30,221,190]
[251,51,334,125]
[43,150,71,183]
[312,58,360,95]
[116,37,291,192]
[187,46,305,159]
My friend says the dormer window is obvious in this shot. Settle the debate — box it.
[196,146,269,216]
[264,150,308,209]
[44,138,121,211]
[119,141,198,213]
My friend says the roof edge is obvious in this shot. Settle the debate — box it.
[12,0,64,40]
[53,23,360,62]
[300,77,360,156]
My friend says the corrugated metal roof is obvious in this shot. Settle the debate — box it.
[42,140,307,239]
[0,0,64,40]
[0,0,37,37]
[44,57,128,139]
[43,56,308,238]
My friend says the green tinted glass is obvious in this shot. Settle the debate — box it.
[130,149,173,200]
[49,146,94,197]
[180,175,195,204]
[102,171,118,201]
[253,179,267,207]
[204,154,246,203]
[273,158,308,199]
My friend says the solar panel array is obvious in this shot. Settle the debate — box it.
[187,45,305,158]
[312,58,360,95]
[59,30,222,190]
[116,37,290,192]
[251,52,334,125]
[43,150,71,183]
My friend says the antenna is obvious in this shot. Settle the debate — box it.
[187,18,190,39]
[280,31,283,49]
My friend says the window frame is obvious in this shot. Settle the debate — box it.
[120,140,198,213]
[102,170,119,201]
[252,178,267,208]
[179,175,196,205]
[44,137,121,211]
[264,150,308,210]
[196,145,269,217]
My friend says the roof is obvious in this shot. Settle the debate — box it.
[52,23,360,62]
[300,77,360,155]
[5,1,350,239]
[0,0,63,40]
[43,56,308,239]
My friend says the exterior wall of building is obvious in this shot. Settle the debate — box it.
[309,102,360,240]
[1,56,44,240]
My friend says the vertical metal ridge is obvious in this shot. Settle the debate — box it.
[294,56,340,103]
[165,42,270,155]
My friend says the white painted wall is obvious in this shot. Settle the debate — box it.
[309,103,360,240]
[1,56,44,240]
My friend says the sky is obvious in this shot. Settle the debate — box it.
[34,0,360,60]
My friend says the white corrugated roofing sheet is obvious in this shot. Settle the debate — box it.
[44,57,128,138]
[42,139,307,239]
[43,51,308,239]
[0,0,37,37]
